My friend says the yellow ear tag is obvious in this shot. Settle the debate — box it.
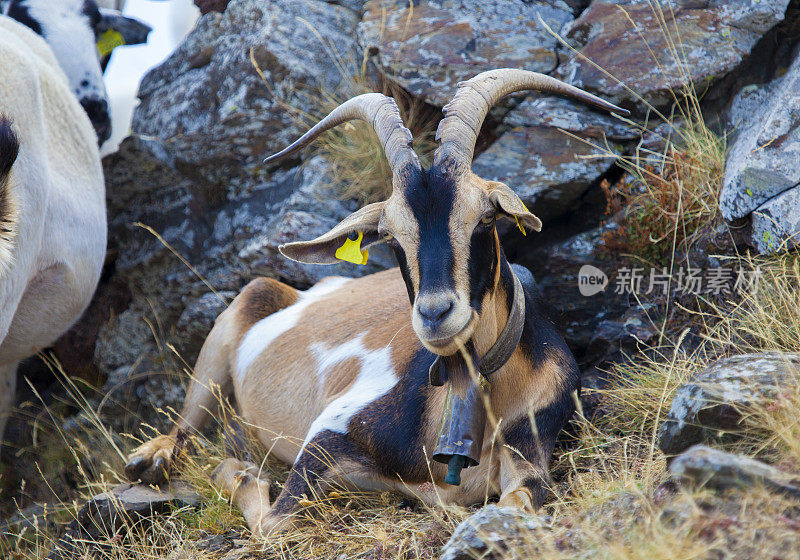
[515,215,526,236]
[97,29,126,58]
[515,201,530,236]
[335,232,369,265]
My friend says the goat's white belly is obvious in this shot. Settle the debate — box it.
[233,277,400,465]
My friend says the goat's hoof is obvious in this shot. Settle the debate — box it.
[125,435,175,484]
[212,458,265,494]
[498,487,535,512]
[258,512,297,536]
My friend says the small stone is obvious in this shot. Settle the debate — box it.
[670,445,800,497]
[47,481,201,560]
[440,505,550,560]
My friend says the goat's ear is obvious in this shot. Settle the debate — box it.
[487,181,542,234]
[96,10,152,53]
[279,201,386,265]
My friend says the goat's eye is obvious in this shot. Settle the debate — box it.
[378,227,395,244]
[479,212,496,226]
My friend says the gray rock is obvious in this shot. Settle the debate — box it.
[324,0,364,12]
[670,445,800,496]
[750,186,800,253]
[440,505,550,560]
[505,96,639,142]
[722,50,800,221]
[659,352,800,456]
[471,125,623,220]
[557,0,791,109]
[48,481,201,560]
[133,0,361,185]
[358,0,574,107]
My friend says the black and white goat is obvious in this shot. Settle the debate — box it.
[1,0,152,143]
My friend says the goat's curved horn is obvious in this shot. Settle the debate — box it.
[264,93,421,176]
[433,69,630,168]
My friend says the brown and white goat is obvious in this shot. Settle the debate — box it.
[125,69,628,535]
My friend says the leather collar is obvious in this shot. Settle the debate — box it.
[479,271,526,376]
[429,271,526,385]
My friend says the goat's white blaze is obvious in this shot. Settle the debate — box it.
[300,333,397,456]
[236,276,351,383]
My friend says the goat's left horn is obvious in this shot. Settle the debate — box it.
[264,93,421,176]
[433,69,630,169]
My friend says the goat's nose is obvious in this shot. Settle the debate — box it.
[80,97,111,144]
[418,298,455,329]
[80,97,108,122]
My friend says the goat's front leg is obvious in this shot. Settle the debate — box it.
[212,458,273,534]
[497,396,574,512]
[215,431,366,535]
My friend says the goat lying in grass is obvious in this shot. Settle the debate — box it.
[126,69,628,535]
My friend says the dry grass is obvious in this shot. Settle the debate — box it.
[0,365,463,560]
[541,1,730,268]
[603,118,727,266]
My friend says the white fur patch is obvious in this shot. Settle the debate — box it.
[236,276,350,383]
[300,333,398,455]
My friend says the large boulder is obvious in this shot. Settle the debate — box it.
[557,0,792,109]
[96,0,385,406]
[358,0,575,107]
[132,0,361,185]
[659,352,800,456]
[98,154,393,378]
[722,49,800,252]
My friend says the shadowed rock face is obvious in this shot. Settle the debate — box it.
[357,0,574,107]
[557,0,791,109]
[472,125,622,219]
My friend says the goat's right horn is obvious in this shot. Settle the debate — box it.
[264,93,421,177]
[433,69,630,170]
